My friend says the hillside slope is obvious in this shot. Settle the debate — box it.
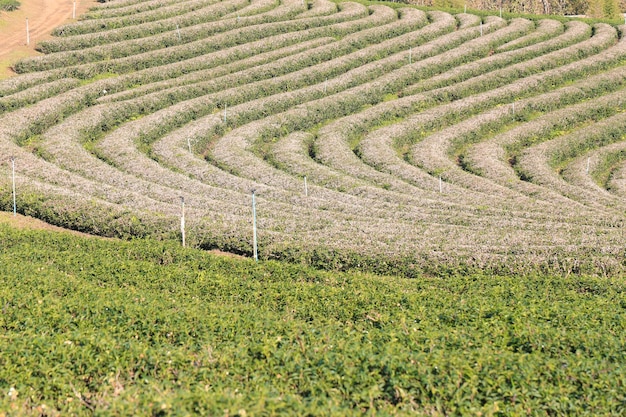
[0,0,625,275]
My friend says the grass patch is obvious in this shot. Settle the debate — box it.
[0,0,20,12]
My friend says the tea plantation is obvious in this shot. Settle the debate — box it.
[1,224,625,415]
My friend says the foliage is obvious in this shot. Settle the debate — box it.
[587,0,623,18]
[0,0,19,12]
[0,224,625,415]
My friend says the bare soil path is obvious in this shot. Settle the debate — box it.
[0,0,97,79]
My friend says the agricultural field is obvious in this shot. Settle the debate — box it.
[1,224,626,414]
[0,0,626,276]
[2,1,626,413]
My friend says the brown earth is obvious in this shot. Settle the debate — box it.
[0,0,98,79]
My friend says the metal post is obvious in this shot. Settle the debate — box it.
[26,18,30,46]
[180,196,186,247]
[10,157,16,216]
[251,189,258,262]
[304,176,308,197]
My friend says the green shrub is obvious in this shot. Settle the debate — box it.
[0,0,19,11]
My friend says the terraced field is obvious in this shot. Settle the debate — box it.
[1,0,625,275]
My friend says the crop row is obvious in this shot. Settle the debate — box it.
[17,0,350,71]
[51,0,228,38]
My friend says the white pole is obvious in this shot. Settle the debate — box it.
[500,7,502,18]
[512,102,515,115]
[304,175,308,197]
[439,175,442,193]
[324,78,327,94]
[409,47,412,64]
[10,157,16,216]
[73,0,76,19]
[187,137,192,153]
[480,22,483,36]
[464,4,467,12]
[251,189,258,262]
[223,104,227,123]
[586,157,590,174]
[26,18,30,46]
[176,24,181,41]
[180,196,186,247]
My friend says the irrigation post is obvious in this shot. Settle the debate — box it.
[10,157,16,216]
[251,189,258,262]
[180,196,186,247]
[304,175,308,197]
[26,18,30,46]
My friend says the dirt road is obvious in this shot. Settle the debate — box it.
[0,0,97,78]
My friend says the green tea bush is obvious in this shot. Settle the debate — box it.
[0,225,625,414]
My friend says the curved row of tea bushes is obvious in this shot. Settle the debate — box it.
[17,0,352,70]
[43,0,252,51]
[51,0,228,38]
